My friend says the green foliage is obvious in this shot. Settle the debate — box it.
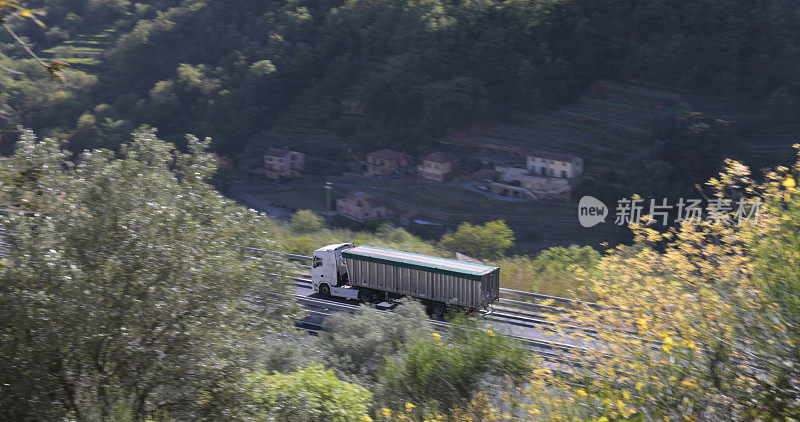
[6,0,800,154]
[0,129,296,420]
[499,245,600,298]
[245,364,373,422]
[317,301,430,385]
[518,155,800,420]
[747,184,800,418]
[439,219,514,259]
[283,235,318,255]
[377,317,528,416]
[291,209,324,233]
[530,244,600,273]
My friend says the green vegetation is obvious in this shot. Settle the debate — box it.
[518,153,800,420]
[3,0,800,418]
[259,187,329,212]
[377,317,528,416]
[290,209,324,233]
[2,0,800,158]
[498,245,600,298]
[0,129,296,420]
[439,220,515,260]
[2,127,800,419]
[245,364,373,422]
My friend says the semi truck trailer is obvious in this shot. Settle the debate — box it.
[311,243,500,317]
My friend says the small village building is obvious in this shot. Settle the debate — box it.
[417,152,459,182]
[336,191,392,221]
[365,149,412,176]
[525,150,583,179]
[263,149,305,179]
[491,150,583,200]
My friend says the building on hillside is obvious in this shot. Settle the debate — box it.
[365,149,412,176]
[490,150,583,201]
[525,150,583,179]
[263,149,306,179]
[417,152,460,182]
[336,191,392,221]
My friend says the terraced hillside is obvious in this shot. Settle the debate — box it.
[444,81,685,176]
[40,27,116,75]
[682,94,800,165]
[270,99,340,144]
[445,80,800,177]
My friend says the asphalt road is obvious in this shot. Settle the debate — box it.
[293,283,593,350]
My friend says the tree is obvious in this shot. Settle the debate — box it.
[291,209,324,233]
[439,220,514,259]
[377,316,528,417]
[245,364,373,422]
[0,129,297,420]
[317,301,430,385]
[518,151,800,420]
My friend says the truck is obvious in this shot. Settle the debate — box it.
[310,243,500,317]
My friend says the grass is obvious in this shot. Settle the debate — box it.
[382,186,495,214]
[257,188,331,212]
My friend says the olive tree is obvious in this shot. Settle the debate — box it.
[0,129,297,420]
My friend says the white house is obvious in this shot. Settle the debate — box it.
[525,150,583,179]
[491,150,582,200]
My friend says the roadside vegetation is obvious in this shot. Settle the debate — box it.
[1,129,799,419]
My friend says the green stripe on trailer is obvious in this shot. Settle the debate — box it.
[342,245,497,281]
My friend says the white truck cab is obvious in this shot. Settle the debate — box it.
[309,242,500,317]
[311,243,361,300]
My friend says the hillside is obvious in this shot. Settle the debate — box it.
[1,0,799,156]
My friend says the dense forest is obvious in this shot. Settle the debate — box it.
[2,0,800,156]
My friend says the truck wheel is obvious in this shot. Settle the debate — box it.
[358,289,371,303]
[430,302,447,320]
[319,284,331,298]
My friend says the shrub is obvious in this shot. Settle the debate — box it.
[439,220,514,259]
[291,209,324,233]
[246,364,372,422]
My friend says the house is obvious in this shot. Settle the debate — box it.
[365,149,412,176]
[263,149,305,179]
[525,150,583,179]
[336,192,392,221]
[491,150,583,200]
[417,152,459,182]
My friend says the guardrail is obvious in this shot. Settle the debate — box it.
[293,292,584,365]
[255,248,611,310]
